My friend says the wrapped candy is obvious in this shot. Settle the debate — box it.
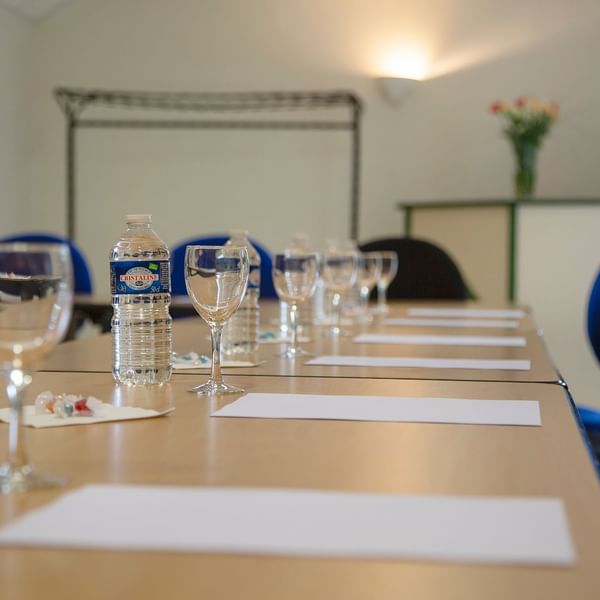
[35,391,102,418]
[34,390,56,415]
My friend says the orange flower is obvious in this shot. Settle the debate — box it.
[490,100,505,113]
[489,96,558,147]
[546,102,559,119]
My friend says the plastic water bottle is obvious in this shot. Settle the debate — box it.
[222,230,260,355]
[110,214,172,385]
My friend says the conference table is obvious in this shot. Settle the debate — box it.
[1,301,599,599]
[48,301,559,383]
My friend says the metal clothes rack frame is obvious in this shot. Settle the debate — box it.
[54,88,363,242]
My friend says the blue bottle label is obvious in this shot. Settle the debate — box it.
[111,260,171,294]
[248,264,261,289]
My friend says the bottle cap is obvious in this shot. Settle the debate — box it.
[126,214,152,224]
[229,229,249,240]
[291,233,310,250]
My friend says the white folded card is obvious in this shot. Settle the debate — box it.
[354,334,527,347]
[0,404,174,429]
[258,331,310,344]
[0,485,575,566]
[306,355,531,371]
[172,352,261,369]
[383,317,519,329]
[213,393,541,426]
[408,308,525,319]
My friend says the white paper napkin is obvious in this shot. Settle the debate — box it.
[0,485,575,566]
[407,308,525,319]
[306,355,531,371]
[213,393,541,426]
[0,404,174,428]
[354,333,527,347]
[383,317,519,329]
[172,352,262,369]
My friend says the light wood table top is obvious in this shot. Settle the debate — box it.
[0,372,598,599]
[75,297,541,332]
[45,314,560,383]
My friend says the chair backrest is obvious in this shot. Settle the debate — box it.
[587,270,600,364]
[358,237,473,300]
[170,235,276,298]
[580,273,600,441]
[0,232,93,294]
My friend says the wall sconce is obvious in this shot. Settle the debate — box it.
[376,76,418,105]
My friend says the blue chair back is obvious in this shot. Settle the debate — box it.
[0,232,93,294]
[588,270,600,365]
[171,235,276,298]
[582,271,600,437]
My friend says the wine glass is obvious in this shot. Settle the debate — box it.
[273,252,319,358]
[0,242,73,493]
[321,249,358,336]
[374,251,399,313]
[184,246,248,394]
[357,252,382,321]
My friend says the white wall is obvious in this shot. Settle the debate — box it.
[0,6,31,235]
[518,207,600,410]
[12,0,600,406]
[25,0,600,281]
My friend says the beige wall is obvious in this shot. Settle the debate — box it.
[518,207,600,410]
[5,0,600,405]
[23,0,600,285]
[0,6,30,235]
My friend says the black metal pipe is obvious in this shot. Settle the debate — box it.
[66,117,76,242]
[56,88,363,246]
[350,103,361,241]
[76,119,353,131]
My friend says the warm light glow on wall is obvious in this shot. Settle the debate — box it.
[378,47,429,80]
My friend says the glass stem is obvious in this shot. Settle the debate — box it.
[360,286,369,316]
[289,302,298,352]
[377,284,387,310]
[331,292,342,334]
[5,370,29,469]
[210,325,224,386]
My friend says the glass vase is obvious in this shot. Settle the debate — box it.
[513,142,538,199]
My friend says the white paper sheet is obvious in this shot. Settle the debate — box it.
[213,393,541,426]
[0,405,174,428]
[306,355,531,370]
[383,317,519,329]
[408,308,525,319]
[354,334,527,347]
[0,485,574,566]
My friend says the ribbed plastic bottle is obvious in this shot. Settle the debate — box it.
[110,214,172,385]
[222,230,260,355]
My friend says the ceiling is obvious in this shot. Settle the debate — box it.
[0,0,73,18]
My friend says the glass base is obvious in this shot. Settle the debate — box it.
[356,312,375,323]
[371,304,390,315]
[324,326,354,337]
[0,462,67,494]
[277,346,313,359]
[190,380,245,395]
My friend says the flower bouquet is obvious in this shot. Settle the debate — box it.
[490,97,558,198]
